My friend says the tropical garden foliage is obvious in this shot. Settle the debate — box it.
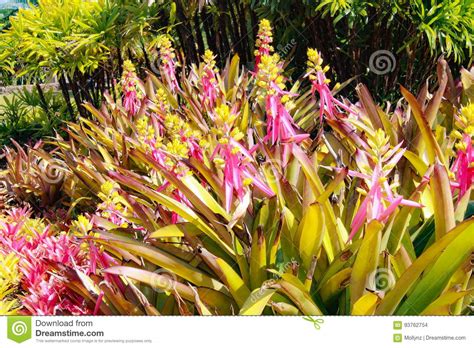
[0,13,473,316]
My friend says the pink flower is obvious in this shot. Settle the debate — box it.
[306,48,354,123]
[213,137,275,212]
[155,35,179,92]
[451,134,474,200]
[254,19,274,73]
[0,211,97,315]
[264,93,309,145]
[211,105,275,212]
[121,60,143,116]
[200,50,220,109]
[255,54,309,153]
[348,143,422,240]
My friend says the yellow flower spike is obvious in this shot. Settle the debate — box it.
[122,60,136,74]
[203,49,216,67]
[166,138,189,158]
[0,253,20,315]
[307,48,323,69]
[100,181,116,197]
[71,215,93,236]
[155,35,172,51]
[256,19,274,51]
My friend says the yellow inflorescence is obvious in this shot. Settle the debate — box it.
[0,253,20,315]
[136,116,157,144]
[458,103,474,136]
[20,218,47,237]
[155,35,176,65]
[256,54,285,102]
[367,128,391,158]
[450,103,474,151]
[166,138,189,158]
[71,215,93,236]
[215,104,237,126]
[156,88,171,113]
[122,60,136,75]
[307,48,332,84]
[254,19,274,56]
[203,49,218,73]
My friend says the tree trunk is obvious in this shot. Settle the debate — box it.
[35,83,51,119]
[58,74,75,119]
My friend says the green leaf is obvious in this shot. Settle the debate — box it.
[430,163,455,240]
[239,288,277,315]
[376,218,474,314]
[350,220,383,307]
[396,221,474,314]
[295,203,325,272]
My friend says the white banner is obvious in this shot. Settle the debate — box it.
[0,316,472,347]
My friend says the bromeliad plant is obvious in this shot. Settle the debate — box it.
[1,20,473,316]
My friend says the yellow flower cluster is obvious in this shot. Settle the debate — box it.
[166,138,189,158]
[136,116,157,144]
[71,215,93,236]
[306,48,337,88]
[156,88,171,114]
[163,113,206,166]
[358,128,401,180]
[451,103,474,150]
[254,19,274,56]
[155,35,176,65]
[0,253,20,315]
[203,49,218,73]
[255,54,285,102]
[457,103,474,136]
[211,104,243,139]
[97,181,129,228]
[20,218,48,237]
[122,60,136,75]
[211,104,247,167]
